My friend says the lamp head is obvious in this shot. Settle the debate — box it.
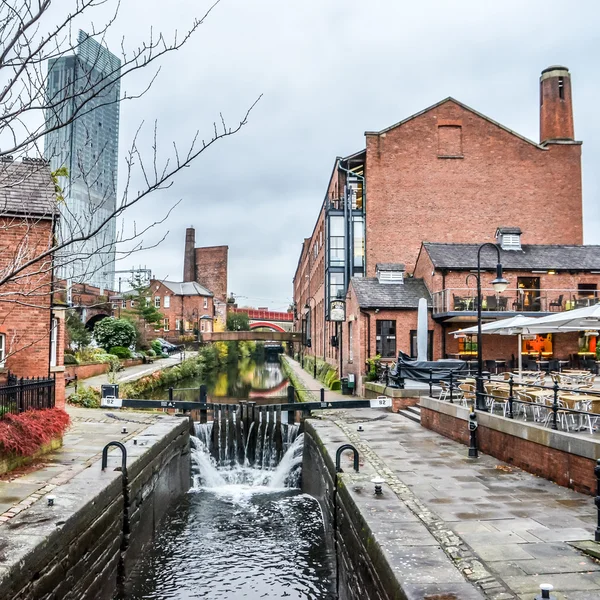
[491,263,509,293]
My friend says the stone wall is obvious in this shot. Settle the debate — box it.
[420,396,600,495]
[0,417,190,600]
[65,358,144,382]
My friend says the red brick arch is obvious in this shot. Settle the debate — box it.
[249,321,286,332]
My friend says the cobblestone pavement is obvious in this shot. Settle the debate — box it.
[0,406,163,526]
[285,358,600,599]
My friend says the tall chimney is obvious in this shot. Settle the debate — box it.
[540,65,574,143]
[183,227,196,282]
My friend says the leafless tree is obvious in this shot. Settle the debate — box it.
[0,0,260,363]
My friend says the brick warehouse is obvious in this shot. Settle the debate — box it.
[0,159,66,406]
[294,66,598,392]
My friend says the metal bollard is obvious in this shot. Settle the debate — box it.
[468,406,478,459]
[508,375,514,419]
[428,369,433,397]
[595,459,600,542]
[287,384,296,424]
[552,381,559,430]
[534,583,556,600]
[320,388,325,403]
[449,370,454,404]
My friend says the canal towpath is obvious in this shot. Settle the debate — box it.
[286,356,600,599]
[66,351,195,398]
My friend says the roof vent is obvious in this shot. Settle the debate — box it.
[495,227,522,251]
[376,263,404,284]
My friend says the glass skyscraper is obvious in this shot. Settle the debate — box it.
[44,31,120,291]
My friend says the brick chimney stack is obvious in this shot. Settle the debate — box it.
[540,65,575,143]
[183,227,196,282]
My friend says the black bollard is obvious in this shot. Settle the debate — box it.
[468,407,478,459]
[210,405,220,463]
[449,370,454,404]
[552,381,559,430]
[237,403,245,464]
[320,388,325,403]
[428,369,433,397]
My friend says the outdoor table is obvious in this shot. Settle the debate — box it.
[559,394,600,433]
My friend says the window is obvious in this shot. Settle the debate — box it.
[204,298,208,309]
[201,321,205,332]
[437,125,463,157]
[50,319,58,367]
[163,318,170,331]
[175,319,182,331]
[353,217,364,269]
[376,320,396,358]
[0,333,6,366]
[378,270,404,284]
[121,300,127,309]
[500,234,521,250]
[154,296,161,308]
[164,296,170,308]
[130,300,135,308]
[458,335,478,355]
[329,272,344,301]
[579,331,598,355]
[522,333,552,357]
[558,76,564,100]
[329,216,345,267]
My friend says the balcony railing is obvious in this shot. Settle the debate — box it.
[432,288,599,316]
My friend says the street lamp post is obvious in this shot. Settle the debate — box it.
[472,243,508,411]
[305,296,317,379]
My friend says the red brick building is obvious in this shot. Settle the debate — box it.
[294,66,593,391]
[146,279,214,342]
[0,159,65,406]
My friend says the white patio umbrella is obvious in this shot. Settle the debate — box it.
[453,315,544,376]
[518,302,600,333]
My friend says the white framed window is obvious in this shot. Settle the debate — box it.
[0,333,6,366]
[50,319,58,367]
[175,319,182,331]
[201,321,205,332]
[130,299,135,308]
[163,318,170,331]
[155,296,161,308]
[203,298,208,309]
[121,299,127,309]
[164,296,170,308]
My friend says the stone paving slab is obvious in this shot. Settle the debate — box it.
[0,406,164,527]
[284,358,600,599]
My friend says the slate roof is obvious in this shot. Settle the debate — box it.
[351,277,431,309]
[376,263,405,271]
[160,281,213,297]
[496,227,522,235]
[0,160,57,218]
[423,243,600,271]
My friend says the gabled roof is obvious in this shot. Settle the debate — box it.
[351,277,431,309]
[423,243,600,271]
[364,97,549,150]
[159,280,213,297]
[0,159,57,218]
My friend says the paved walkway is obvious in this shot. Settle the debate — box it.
[287,357,600,599]
[66,352,194,397]
[0,406,166,525]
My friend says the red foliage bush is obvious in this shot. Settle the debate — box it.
[0,408,70,457]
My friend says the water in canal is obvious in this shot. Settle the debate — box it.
[122,356,336,599]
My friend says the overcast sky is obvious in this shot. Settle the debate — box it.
[98,0,599,310]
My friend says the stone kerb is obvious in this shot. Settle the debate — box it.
[363,382,426,411]
[420,396,600,494]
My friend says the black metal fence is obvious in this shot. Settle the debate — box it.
[0,374,55,418]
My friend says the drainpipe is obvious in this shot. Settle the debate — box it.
[48,210,58,377]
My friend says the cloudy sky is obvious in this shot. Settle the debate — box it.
[96,0,599,310]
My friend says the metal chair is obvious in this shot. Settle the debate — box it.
[549,294,564,311]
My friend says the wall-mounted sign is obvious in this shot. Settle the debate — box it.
[330,299,346,322]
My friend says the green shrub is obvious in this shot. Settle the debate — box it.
[150,340,162,355]
[146,349,156,357]
[93,318,137,351]
[109,346,131,359]
[63,354,78,365]
[68,386,101,408]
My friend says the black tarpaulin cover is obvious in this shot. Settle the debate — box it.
[390,352,467,383]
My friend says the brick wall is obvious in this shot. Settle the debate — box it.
[421,400,597,495]
[195,246,228,302]
[364,100,582,275]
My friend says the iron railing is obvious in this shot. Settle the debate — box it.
[0,374,55,418]
[431,287,598,315]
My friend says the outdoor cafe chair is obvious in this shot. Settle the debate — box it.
[489,388,510,417]
[458,383,475,407]
[542,397,574,431]
[438,380,462,403]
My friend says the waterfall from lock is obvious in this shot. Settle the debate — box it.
[191,417,303,490]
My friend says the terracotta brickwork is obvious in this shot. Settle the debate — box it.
[195,246,228,303]
[364,100,582,275]
[144,280,214,343]
[65,358,144,382]
[421,407,596,495]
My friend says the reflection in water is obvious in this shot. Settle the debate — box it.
[149,357,289,402]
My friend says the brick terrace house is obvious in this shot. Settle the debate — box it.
[294,66,593,390]
[0,159,66,406]
[147,279,214,342]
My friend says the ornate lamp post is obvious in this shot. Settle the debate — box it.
[472,243,508,411]
[305,296,317,379]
